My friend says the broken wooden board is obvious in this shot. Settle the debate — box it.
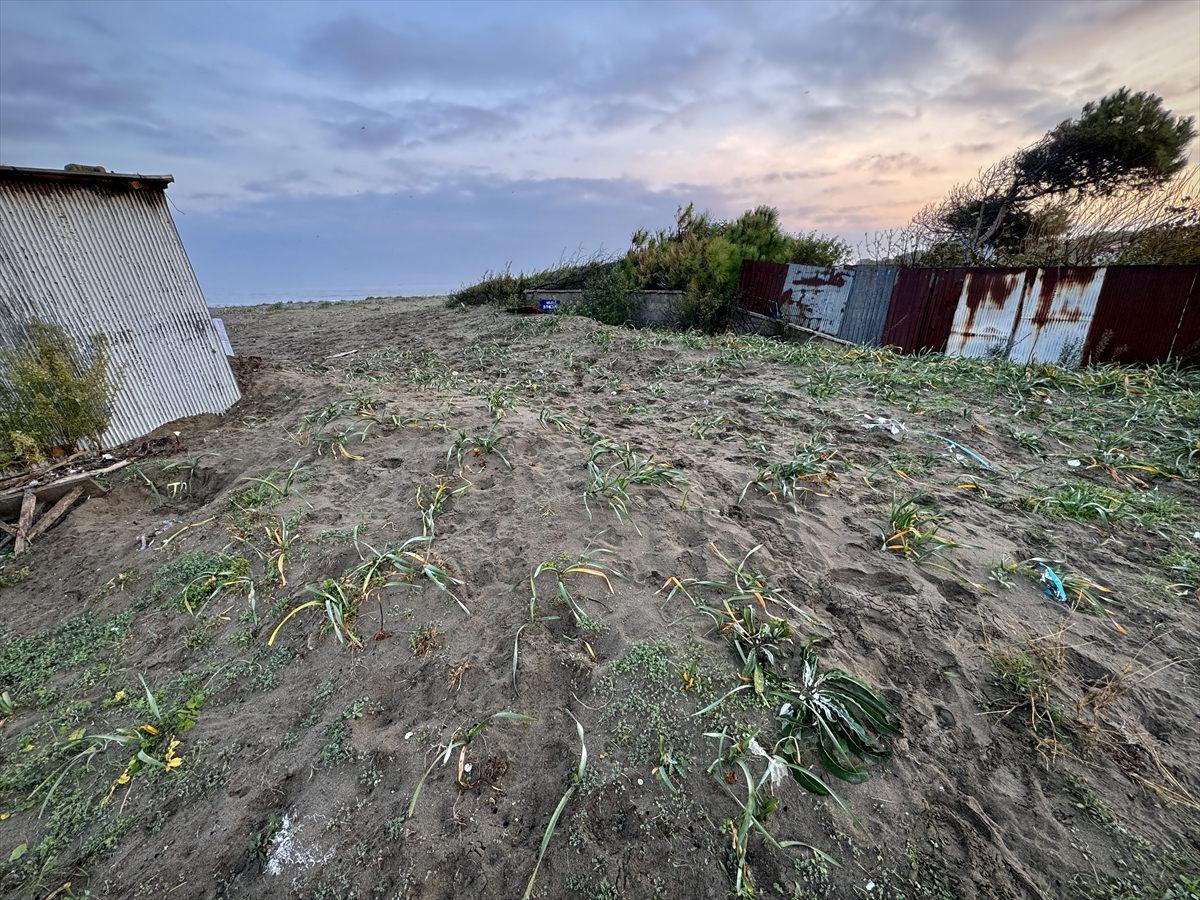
[0,459,129,517]
[2,485,88,554]
[13,490,36,554]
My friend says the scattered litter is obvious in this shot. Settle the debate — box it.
[264,813,335,876]
[928,434,993,471]
[1037,562,1069,604]
[864,415,906,435]
[1067,458,1082,468]
[748,738,787,790]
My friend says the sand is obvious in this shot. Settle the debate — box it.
[0,296,1196,899]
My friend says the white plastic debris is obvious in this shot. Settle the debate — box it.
[748,738,787,790]
[1067,459,1082,467]
[863,415,906,435]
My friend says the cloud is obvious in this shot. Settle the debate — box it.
[853,152,942,176]
[1,0,1196,302]
[316,99,516,151]
[300,13,574,90]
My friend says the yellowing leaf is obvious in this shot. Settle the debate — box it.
[141,725,159,735]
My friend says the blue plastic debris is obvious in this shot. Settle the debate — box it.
[1038,563,1068,604]
[933,434,994,470]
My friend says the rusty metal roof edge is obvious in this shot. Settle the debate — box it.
[0,165,173,189]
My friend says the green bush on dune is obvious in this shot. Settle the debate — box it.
[450,203,851,332]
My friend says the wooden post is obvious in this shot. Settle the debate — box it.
[13,490,36,554]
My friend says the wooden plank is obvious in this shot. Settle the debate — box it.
[0,450,86,493]
[0,459,129,516]
[27,486,85,542]
[13,490,36,554]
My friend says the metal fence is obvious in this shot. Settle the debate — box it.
[737,260,1199,367]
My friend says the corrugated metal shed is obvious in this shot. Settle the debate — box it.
[1083,265,1200,365]
[778,264,854,333]
[0,167,240,449]
[836,266,897,345]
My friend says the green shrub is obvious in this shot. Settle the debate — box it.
[449,254,618,308]
[578,264,635,326]
[0,320,116,467]
[626,204,851,331]
[451,204,851,332]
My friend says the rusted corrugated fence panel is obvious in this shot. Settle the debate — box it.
[0,179,241,448]
[948,267,1104,366]
[738,259,1199,366]
[1083,266,1200,366]
[921,268,966,353]
[1009,267,1104,366]
[778,265,855,333]
[836,266,897,345]
[879,268,961,353]
[948,269,1031,358]
[736,260,789,315]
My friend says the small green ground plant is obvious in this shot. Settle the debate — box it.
[882,495,959,562]
[741,442,838,507]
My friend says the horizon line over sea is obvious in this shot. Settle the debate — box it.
[204,285,455,307]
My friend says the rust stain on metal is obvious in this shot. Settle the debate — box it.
[747,258,1199,367]
[792,272,847,288]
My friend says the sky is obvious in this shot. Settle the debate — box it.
[1,0,1198,304]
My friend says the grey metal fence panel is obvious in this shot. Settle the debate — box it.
[777,265,855,334]
[836,266,898,345]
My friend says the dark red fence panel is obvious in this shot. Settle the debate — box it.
[1083,266,1200,365]
[736,260,790,315]
[918,267,967,353]
[880,268,938,352]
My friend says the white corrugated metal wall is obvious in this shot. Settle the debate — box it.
[0,178,240,448]
[779,264,855,333]
[1009,269,1105,366]
[944,268,1107,367]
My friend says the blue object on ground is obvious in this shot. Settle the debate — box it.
[1038,563,1068,603]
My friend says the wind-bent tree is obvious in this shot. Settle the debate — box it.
[914,89,1196,261]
